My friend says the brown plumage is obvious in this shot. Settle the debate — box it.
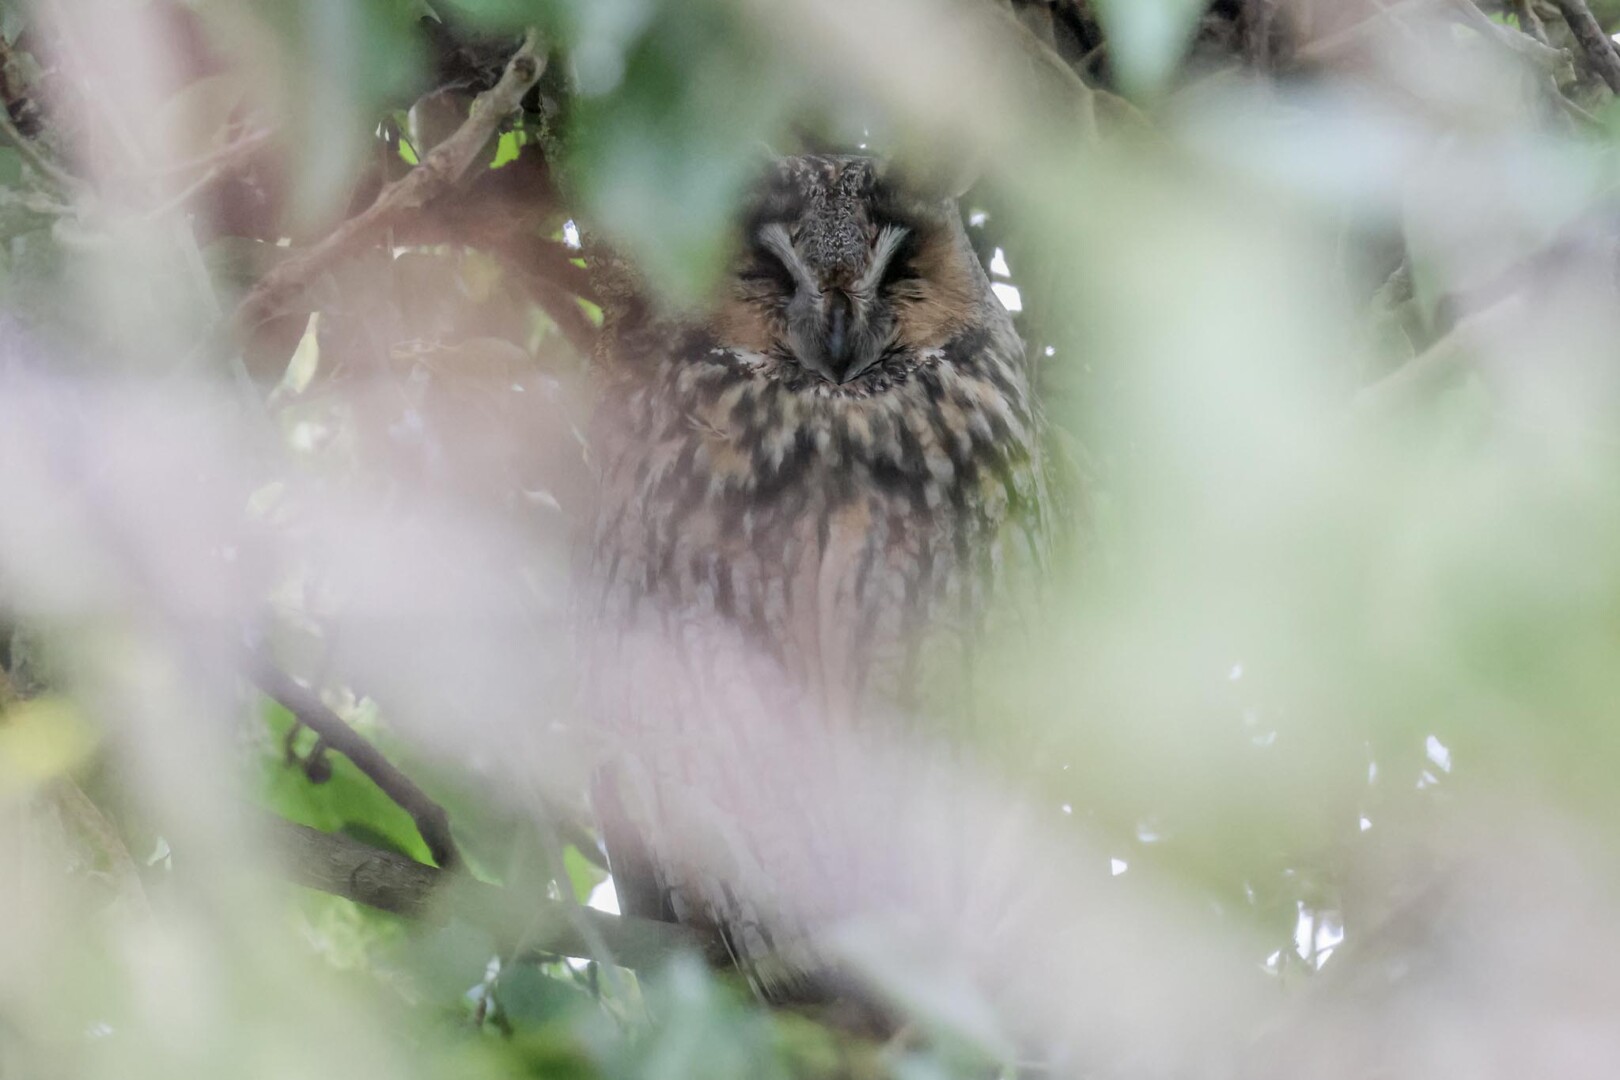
[580,155,1054,1003]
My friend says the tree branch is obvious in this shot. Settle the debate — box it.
[1512,0,1553,46]
[503,258,601,358]
[1551,0,1620,93]
[266,815,722,969]
[1447,0,1569,72]
[251,658,463,870]
[229,28,546,336]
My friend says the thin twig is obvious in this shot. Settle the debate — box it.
[1297,0,1428,61]
[266,814,721,968]
[1550,0,1620,93]
[1512,0,1553,45]
[229,28,545,336]
[0,106,82,196]
[54,778,153,920]
[0,184,72,219]
[152,125,274,179]
[1556,88,1606,129]
[250,658,464,870]
[146,128,274,220]
[530,806,630,1000]
[1447,0,1569,70]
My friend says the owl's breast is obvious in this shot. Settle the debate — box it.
[581,321,1051,997]
[589,326,1043,710]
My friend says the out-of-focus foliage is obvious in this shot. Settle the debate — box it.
[5,0,1620,1077]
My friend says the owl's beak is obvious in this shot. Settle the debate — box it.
[825,292,854,381]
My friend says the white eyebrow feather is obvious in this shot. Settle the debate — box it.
[857,225,911,295]
[756,223,815,293]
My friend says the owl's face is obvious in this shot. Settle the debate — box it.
[709,155,984,387]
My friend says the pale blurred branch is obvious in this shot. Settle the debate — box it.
[268,816,722,969]
[1511,0,1554,45]
[1243,0,1278,72]
[1351,327,1470,418]
[986,0,1144,132]
[1551,0,1620,92]
[230,27,547,335]
[0,104,81,197]
[53,778,152,920]
[0,183,73,218]
[1350,301,1520,419]
[0,654,16,709]
[251,659,464,871]
[1297,0,1428,61]
[145,127,275,220]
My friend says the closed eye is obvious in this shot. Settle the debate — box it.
[738,254,795,292]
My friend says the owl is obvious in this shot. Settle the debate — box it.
[580,154,1054,1006]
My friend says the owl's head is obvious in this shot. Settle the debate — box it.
[710,155,987,387]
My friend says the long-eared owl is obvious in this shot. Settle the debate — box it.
[581,154,1054,1002]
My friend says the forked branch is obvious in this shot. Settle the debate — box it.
[251,658,464,870]
[230,28,546,335]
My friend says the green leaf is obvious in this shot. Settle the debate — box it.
[491,130,525,168]
[495,964,590,1026]
[259,698,433,864]
[563,844,606,904]
[273,313,322,400]
[404,918,499,1008]
[566,2,794,303]
[581,957,787,1080]
[0,146,23,187]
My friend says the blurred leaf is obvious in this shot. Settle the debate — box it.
[404,917,499,1007]
[566,2,794,302]
[582,956,787,1080]
[1091,0,1205,101]
[433,0,566,34]
[563,843,605,904]
[0,694,98,800]
[274,312,322,399]
[495,962,591,1025]
[0,5,27,42]
[0,146,23,187]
